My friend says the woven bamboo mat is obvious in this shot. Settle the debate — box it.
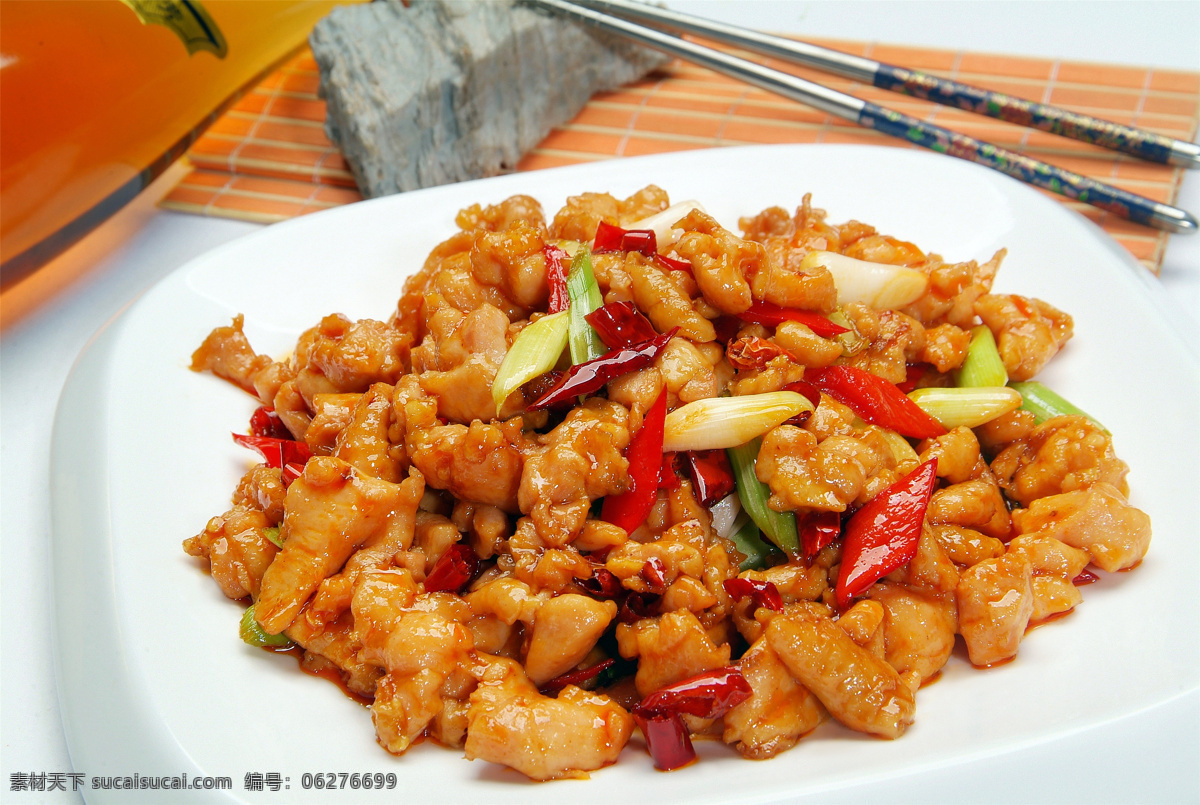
[159,41,1200,273]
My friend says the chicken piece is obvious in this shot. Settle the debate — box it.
[183,506,277,600]
[753,239,838,312]
[518,399,631,545]
[839,304,926,385]
[607,365,665,414]
[756,425,873,512]
[673,209,763,315]
[616,609,731,698]
[1027,575,1083,623]
[405,390,531,513]
[604,532,705,594]
[901,250,1003,328]
[456,194,547,234]
[918,426,981,485]
[626,253,717,343]
[271,379,312,441]
[251,360,294,408]
[231,465,286,525]
[255,457,409,634]
[410,298,510,423]
[766,602,915,739]
[468,220,550,312]
[523,594,618,685]
[975,294,1073,381]
[304,314,409,392]
[919,323,971,372]
[773,321,842,368]
[732,562,828,644]
[843,232,926,266]
[372,669,445,754]
[506,518,594,593]
[190,314,272,395]
[451,501,512,560]
[333,383,406,482]
[1011,482,1150,572]
[975,408,1037,453]
[304,392,361,454]
[927,477,1012,540]
[657,337,721,404]
[868,581,957,682]
[991,416,1130,507]
[618,184,671,223]
[836,599,887,658]
[1006,533,1091,580]
[956,552,1033,666]
[930,524,1005,567]
[549,191,620,242]
[465,655,633,781]
[285,610,381,697]
[723,637,825,759]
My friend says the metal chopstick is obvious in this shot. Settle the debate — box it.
[576,0,1200,171]
[527,0,1197,234]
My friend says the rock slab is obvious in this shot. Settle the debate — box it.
[310,0,670,197]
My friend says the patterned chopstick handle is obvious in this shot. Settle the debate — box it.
[873,65,1178,165]
[858,103,1195,232]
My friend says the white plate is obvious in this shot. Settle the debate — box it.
[52,145,1200,804]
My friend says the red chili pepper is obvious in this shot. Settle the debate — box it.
[798,509,842,561]
[580,567,624,599]
[281,461,305,489]
[544,245,571,314]
[805,365,947,439]
[658,452,681,490]
[712,315,742,345]
[232,433,312,470]
[529,330,676,410]
[633,710,695,771]
[600,388,668,534]
[722,578,783,611]
[423,544,480,593]
[655,253,692,273]
[249,406,291,440]
[896,362,932,393]
[593,220,692,274]
[835,459,939,608]
[782,379,823,410]
[637,666,753,720]
[726,336,798,371]
[736,301,848,338]
[540,658,616,694]
[683,450,735,507]
[585,301,658,349]
[1072,569,1100,586]
[617,592,660,624]
[639,556,669,594]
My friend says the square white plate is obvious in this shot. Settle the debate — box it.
[52,144,1200,803]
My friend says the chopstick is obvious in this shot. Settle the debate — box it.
[527,0,1198,234]
[576,0,1200,171]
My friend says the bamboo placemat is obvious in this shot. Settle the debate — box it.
[159,42,1200,273]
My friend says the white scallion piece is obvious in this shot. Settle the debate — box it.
[801,250,928,308]
[908,386,1022,429]
[954,325,1008,388]
[491,310,570,412]
[709,493,743,538]
[663,391,812,452]
[627,199,707,248]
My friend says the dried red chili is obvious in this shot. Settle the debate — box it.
[601,389,668,534]
[722,577,783,611]
[835,458,938,607]
[683,450,735,507]
[782,379,822,410]
[585,301,658,349]
[529,330,676,410]
[735,301,848,338]
[249,406,291,440]
[633,710,694,771]
[726,336,799,371]
[1072,569,1100,585]
[617,592,659,624]
[896,362,933,393]
[580,567,624,599]
[593,220,692,273]
[232,433,312,470]
[539,658,616,694]
[639,556,668,595]
[658,452,681,490]
[423,544,480,593]
[632,666,753,771]
[798,509,842,562]
[544,245,571,314]
[281,462,304,489]
[805,364,947,439]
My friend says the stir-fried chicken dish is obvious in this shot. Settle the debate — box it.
[186,186,1151,779]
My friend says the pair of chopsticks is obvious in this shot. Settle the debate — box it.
[528,0,1198,234]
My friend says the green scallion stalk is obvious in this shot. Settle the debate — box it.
[261,526,283,549]
[954,325,1008,388]
[566,246,606,365]
[908,386,1022,429]
[491,310,570,411]
[240,604,291,648]
[827,308,866,356]
[728,515,778,571]
[727,439,800,557]
[1008,381,1110,433]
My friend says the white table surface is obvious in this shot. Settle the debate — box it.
[2,2,1197,803]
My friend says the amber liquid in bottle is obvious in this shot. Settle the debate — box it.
[0,0,347,283]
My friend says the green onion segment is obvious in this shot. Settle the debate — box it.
[240,604,292,648]
[566,247,606,365]
[261,526,283,549]
[954,325,1008,388]
[908,386,1022,429]
[1009,381,1110,433]
[491,310,570,411]
[728,515,777,571]
[727,439,800,557]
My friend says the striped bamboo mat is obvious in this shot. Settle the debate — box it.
[159,42,1200,272]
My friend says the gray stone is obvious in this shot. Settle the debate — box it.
[310,0,669,197]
